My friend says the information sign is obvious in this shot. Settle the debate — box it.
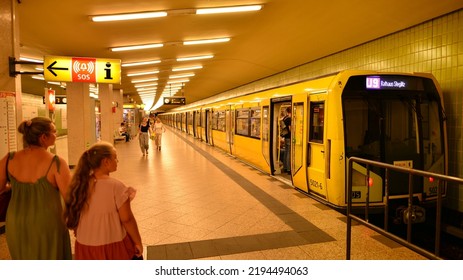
[43,55,121,84]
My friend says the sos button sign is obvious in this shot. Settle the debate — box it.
[72,57,96,83]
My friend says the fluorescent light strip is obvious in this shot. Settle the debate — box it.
[111,43,163,52]
[177,55,213,61]
[134,83,158,88]
[183,38,230,45]
[20,57,44,63]
[169,73,195,79]
[167,79,189,84]
[196,5,262,14]
[92,11,167,22]
[113,37,227,52]
[122,60,161,67]
[132,77,159,83]
[137,87,158,92]
[92,5,262,22]
[32,75,44,80]
[127,70,160,77]
[165,83,184,88]
[164,86,182,90]
[172,65,202,71]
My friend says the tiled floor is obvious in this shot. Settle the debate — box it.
[0,127,426,260]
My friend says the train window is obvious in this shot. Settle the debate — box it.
[250,107,261,139]
[236,109,250,136]
[201,111,206,128]
[188,112,193,125]
[211,111,218,130]
[195,111,201,127]
[211,110,226,132]
[217,111,226,132]
[309,102,324,143]
[235,108,261,139]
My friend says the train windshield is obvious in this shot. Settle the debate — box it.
[342,75,445,176]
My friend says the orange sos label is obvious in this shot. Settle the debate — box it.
[72,58,96,83]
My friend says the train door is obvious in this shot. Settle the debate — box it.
[270,98,291,179]
[193,110,199,138]
[261,100,271,168]
[291,94,308,188]
[226,108,234,154]
[306,95,328,198]
[200,110,206,141]
[230,107,236,155]
[206,109,213,145]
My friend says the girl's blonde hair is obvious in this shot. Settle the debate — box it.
[64,141,115,230]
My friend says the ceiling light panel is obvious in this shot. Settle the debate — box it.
[183,38,230,45]
[132,77,159,83]
[172,65,203,71]
[177,55,213,61]
[127,70,160,77]
[122,60,161,67]
[196,5,262,15]
[111,43,163,52]
[91,11,167,22]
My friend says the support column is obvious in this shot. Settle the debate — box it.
[98,83,114,144]
[66,83,95,166]
[0,0,22,151]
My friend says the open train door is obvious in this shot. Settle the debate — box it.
[306,93,328,198]
[291,93,308,188]
[270,97,291,179]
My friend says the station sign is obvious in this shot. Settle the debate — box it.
[43,55,121,84]
[43,95,67,105]
[163,97,186,105]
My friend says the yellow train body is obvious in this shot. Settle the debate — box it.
[163,70,448,211]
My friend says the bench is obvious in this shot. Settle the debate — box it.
[114,130,125,144]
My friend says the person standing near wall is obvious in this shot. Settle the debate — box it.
[138,117,150,156]
[0,117,72,259]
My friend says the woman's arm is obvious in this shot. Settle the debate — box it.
[118,199,143,256]
[54,156,72,199]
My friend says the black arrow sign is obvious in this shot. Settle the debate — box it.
[46,61,69,77]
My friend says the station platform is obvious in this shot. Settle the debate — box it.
[0,127,426,260]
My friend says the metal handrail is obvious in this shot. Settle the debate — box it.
[346,156,463,260]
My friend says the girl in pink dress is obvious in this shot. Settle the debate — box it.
[65,142,142,259]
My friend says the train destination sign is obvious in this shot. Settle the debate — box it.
[44,55,121,84]
[365,75,419,91]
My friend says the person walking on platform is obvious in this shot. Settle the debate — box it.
[0,117,72,260]
[153,117,166,150]
[138,117,150,156]
[65,142,143,260]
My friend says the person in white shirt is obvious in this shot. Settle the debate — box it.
[153,117,166,150]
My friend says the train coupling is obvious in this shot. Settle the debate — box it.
[394,205,426,224]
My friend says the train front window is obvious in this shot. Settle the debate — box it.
[342,76,444,174]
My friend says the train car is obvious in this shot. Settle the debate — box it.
[161,70,448,222]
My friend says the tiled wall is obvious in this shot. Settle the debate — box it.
[220,9,463,211]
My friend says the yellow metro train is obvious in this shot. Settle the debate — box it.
[161,70,448,220]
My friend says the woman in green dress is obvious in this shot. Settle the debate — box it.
[0,117,72,259]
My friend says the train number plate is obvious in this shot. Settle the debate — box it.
[352,191,361,199]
